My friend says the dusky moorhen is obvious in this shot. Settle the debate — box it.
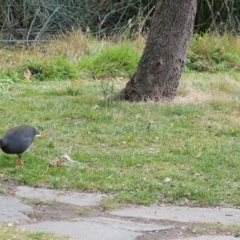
[0,125,40,165]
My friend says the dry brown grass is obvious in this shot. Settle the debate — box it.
[0,30,91,71]
[173,90,213,104]
[45,29,91,60]
[175,72,240,105]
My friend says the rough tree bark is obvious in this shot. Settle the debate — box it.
[114,0,197,102]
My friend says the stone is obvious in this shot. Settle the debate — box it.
[15,186,107,207]
[83,217,173,232]
[111,206,240,225]
[0,194,32,222]
[18,220,142,240]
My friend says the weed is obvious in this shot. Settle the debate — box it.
[0,188,7,194]
[100,198,119,210]
[66,85,81,96]
[0,77,15,91]
[99,80,117,107]
[72,206,91,216]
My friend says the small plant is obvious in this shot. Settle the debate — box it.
[99,80,116,107]
[66,85,81,96]
[0,78,15,91]
[73,206,91,216]
[0,187,7,194]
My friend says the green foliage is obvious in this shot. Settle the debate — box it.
[0,77,15,91]
[25,58,78,81]
[0,33,240,84]
[78,43,140,77]
[186,33,240,72]
[1,53,79,82]
[0,32,239,86]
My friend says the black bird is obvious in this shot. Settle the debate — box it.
[0,125,40,165]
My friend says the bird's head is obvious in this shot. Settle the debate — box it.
[0,138,6,148]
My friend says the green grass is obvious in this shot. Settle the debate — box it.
[0,32,240,82]
[0,223,73,240]
[187,34,240,72]
[78,42,140,78]
[20,58,79,81]
[0,32,240,206]
[189,222,240,236]
[0,70,240,206]
[0,37,140,82]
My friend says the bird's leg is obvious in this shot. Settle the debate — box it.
[15,154,24,166]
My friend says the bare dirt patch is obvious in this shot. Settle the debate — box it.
[173,90,234,105]
[173,91,211,104]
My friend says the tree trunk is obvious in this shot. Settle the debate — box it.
[114,0,197,102]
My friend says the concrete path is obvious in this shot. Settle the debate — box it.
[19,220,143,240]
[16,186,107,207]
[0,182,240,240]
[0,194,32,221]
[111,205,240,225]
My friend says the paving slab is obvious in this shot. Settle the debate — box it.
[111,206,240,225]
[82,217,173,232]
[0,194,32,222]
[18,220,142,240]
[15,186,107,207]
[173,236,238,240]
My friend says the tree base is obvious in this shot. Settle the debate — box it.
[114,74,176,102]
[114,0,197,102]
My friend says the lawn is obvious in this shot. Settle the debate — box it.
[0,70,239,206]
